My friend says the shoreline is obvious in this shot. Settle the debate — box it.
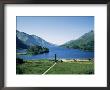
[20,58,94,62]
[61,59,93,62]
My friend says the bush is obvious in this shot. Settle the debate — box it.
[16,58,24,64]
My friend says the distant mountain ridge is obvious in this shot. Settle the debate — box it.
[16,30,94,51]
[16,30,56,49]
[61,31,94,51]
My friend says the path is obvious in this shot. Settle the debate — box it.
[42,62,56,75]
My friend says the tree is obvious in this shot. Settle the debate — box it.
[27,45,49,55]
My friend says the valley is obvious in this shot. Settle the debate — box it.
[16,30,94,74]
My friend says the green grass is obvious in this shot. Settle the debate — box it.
[47,61,94,74]
[16,60,54,74]
[16,60,94,74]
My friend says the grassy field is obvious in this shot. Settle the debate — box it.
[47,61,94,74]
[16,60,54,74]
[16,59,94,74]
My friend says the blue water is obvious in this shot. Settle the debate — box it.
[17,46,94,60]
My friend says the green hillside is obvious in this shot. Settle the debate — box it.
[16,30,49,55]
[61,31,94,51]
[16,37,28,49]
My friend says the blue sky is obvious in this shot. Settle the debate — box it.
[16,16,94,45]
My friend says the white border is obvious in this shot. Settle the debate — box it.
[5,4,107,87]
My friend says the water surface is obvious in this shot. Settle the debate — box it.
[17,46,94,60]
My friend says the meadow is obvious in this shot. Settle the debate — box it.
[16,59,94,74]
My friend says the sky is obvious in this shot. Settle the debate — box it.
[16,16,94,45]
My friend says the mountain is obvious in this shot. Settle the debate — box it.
[16,30,56,48]
[16,37,28,49]
[61,31,94,51]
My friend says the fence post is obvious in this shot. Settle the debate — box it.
[55,54,57,62]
